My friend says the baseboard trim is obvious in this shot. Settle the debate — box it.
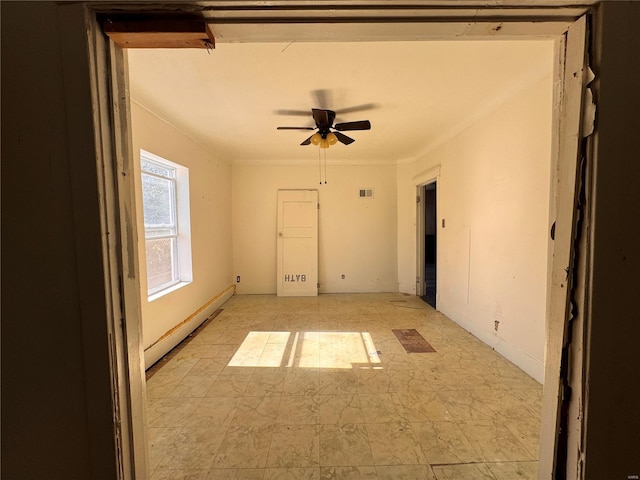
[144,285,235,369]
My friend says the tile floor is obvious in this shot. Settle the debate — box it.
[146,293,542,480]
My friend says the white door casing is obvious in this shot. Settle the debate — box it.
[277,190,319,297]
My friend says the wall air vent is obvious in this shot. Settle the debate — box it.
[359,188,374,199]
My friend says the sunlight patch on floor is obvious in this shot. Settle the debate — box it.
[227,331,382,369]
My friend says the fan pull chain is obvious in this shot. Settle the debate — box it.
[318,147,322,185]
[323,148,327,184]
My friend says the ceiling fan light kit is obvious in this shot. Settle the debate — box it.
[310,132,338,149]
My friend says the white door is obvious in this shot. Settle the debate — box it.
[277,189,318,297]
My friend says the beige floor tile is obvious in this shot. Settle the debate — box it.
[264,467,320,480]
[174,470,214,480]
[148,398,202,428]
[245,370,287,397]
[283,370,321,396]
[188,358,227,377]
[319,424,374,466]
[318,371,361,395]
[356,370,394,394]
[175,425,228,447]
[236,470,268,480]
[213,425,274,468]
[217,330,251,344]
[169,374,218,398]
[434,390,494,421]
[392,392,452,422]
[431,463,496,480]
[219,365,256,376]
[366,421,426,465]
[359,393,407,423]
[207,469,248,480]
[378,352,416,371]
[319,466,378,479]
[504,416,541,459]
[421,370,468,391]
[187,396,238,427]
[206,469,265,480]
[375,464,435,480]
[149,469,173,480]
[266,424,320,468]
[513,389,543,417]
[146,294,543,475]
[188,329,223,345]
[318,394,365,425]
[497,372,542,391]
[277,395,320,424]
[147,373,186,399]
[388,370,433,393]
[485,461,538,480]
[457,419,536,462]
[177,343,235,360]
[231,396,281,426]
[149,444,174,472]
[150,358,199,377]
[414,421,482,464]
[206,375,250,397]
[480,389,539,420]
[148,426,182,446]
[152,469,210,480]
[157,441,219,470]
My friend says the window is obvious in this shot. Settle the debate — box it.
[140,150,192,299]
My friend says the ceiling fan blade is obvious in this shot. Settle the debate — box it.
[336,103,379,115]
[312,108,336,128]
[334,120,371,131]
[334,131,355,145]
[300,135,314,146]
[274,109,312,116]
[277,126,315,130]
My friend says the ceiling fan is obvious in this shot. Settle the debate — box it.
[277,108,371,147]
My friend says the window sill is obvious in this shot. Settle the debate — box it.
[148,281,191,302]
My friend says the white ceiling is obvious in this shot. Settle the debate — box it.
[127,40,553,165]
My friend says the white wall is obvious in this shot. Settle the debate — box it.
[131,102,234,367]
[397,75,553,382]
[233,164,398,294]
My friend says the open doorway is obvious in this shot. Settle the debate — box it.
[416,180,438,309]
[90,8,589,479]
[422,182,437,308]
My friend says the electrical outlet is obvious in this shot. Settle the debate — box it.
[236,275,240,283]
[341,274,346,279]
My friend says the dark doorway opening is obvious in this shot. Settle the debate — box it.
[422,182,437,308]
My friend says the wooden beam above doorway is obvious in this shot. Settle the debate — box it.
[101,15,215,49]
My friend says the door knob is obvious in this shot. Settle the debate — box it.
[279,231,283,237]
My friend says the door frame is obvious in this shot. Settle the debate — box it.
[84,4,591,478]
[415,167,441,302]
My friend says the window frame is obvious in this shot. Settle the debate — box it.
[139,149,192,300]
